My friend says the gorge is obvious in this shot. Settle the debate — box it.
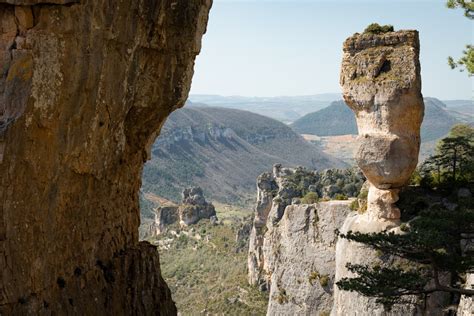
[0,1,471,315]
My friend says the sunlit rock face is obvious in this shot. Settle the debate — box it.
[332,29,431,316]
[340,30,424,227]
[247,166,358,315]
[0,1,211,314]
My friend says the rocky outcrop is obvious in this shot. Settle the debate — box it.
[341,30,425,220]
[333,28,426,315]
[149,187,216,236]
[458,274,474,315]
[152,205,180,236]
[178,187,216,226]
[248,165,362,314]
[0,1,211,314]
[340,29,424,227]
[264,201,351,315]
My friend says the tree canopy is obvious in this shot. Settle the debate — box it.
[446,0,474,75]
[337,125,474,309]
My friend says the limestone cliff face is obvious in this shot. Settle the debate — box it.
[248,166,357,315]
[264,202,351,315]
[0,1,211,314]
[458,274,474,315]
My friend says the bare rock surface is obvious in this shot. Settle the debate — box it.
[458,274,474,315]
[179,187,217,226]
[247,165,362,315]
[264,201,351,316]
[149,187,216,237]
[340,29,424,226]
[332,28,429,315]
[0,1,211,314]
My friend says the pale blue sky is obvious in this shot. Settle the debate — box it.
[190,0,473,99]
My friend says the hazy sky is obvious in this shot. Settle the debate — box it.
[190,0,473,100]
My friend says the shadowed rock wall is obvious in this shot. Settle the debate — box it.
[0,1,211,314]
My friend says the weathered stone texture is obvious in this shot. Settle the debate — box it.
[247,166,353,315]
[458,273,474,315]
[332,29,432,315]
[0,0,211,314]
[179,187,216,226]
[264,201,351,316]
[340,29,424,225]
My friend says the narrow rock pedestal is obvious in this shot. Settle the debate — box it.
[332,28,427,315]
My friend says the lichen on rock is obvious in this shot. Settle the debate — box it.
[332,27,431,315]
[340,28,424,227]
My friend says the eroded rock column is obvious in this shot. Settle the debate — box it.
[332,29,426,315]
[340,30,424,230]
[0,1,211,314]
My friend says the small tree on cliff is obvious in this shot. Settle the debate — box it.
[421,124,474,185]
[446,0,474,75]
[337,203,474,308]
[337,125,474,308]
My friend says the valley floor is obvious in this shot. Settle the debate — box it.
[146,204,269,315]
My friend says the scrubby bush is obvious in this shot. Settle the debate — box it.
[364,23,394,34]
[301,192,319,204]
[334,193,348,200]
[350,199,359,211]
[319,275,330,287]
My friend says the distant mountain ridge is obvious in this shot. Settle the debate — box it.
[291,98,464,142]
[188,94,341,123]
[290,100,357,136]
[142,107,345,206]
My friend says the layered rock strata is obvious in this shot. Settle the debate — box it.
[0,1,211,314]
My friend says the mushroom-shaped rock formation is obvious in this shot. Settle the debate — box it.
[331,28,440,315]
[0,1,212,314]
[340,29,424,227]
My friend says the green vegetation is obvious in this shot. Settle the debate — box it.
[142,106,343,207]
[350,199,359,211]
[418,124,474,187]
[308,271,320,285]
[336,126,474,308]
[337,203,474,308]
[282,167,365,202]
[301,192,319,204]
[447,0,474,75]
[363,23,394,34]
[152,205,268,315]
[276,289,288,304]
[334,193,348,201]
[319,275,330,287]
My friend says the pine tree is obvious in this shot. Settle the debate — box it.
[337,126,474,308]
[446,1,474,75]
[337,203,474,308]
